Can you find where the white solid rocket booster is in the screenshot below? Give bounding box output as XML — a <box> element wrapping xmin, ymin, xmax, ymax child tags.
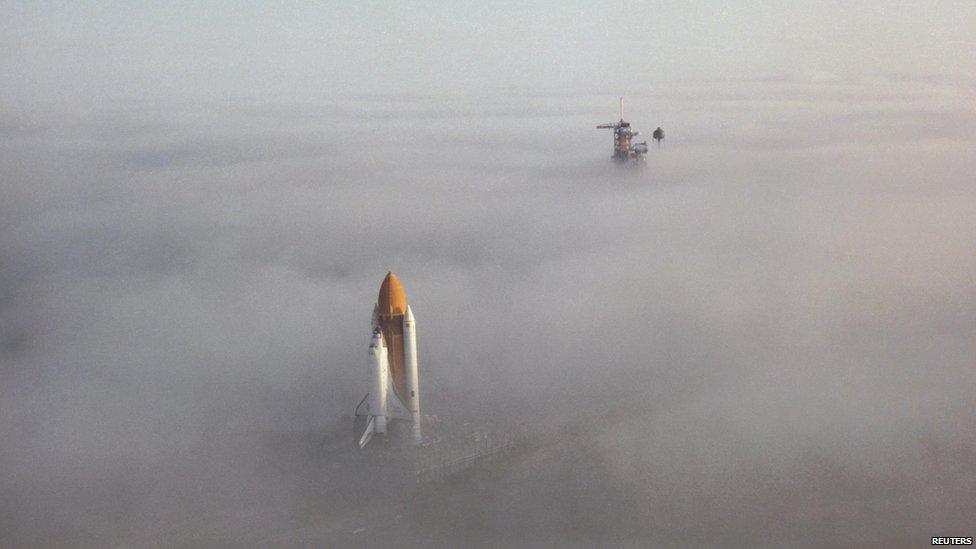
<box><xmin>403</xmin><ymin>305</ymin><xmax>421</xmax><ymax>443</ymax></box>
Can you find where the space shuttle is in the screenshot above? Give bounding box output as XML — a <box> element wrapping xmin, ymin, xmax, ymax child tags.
<box><xmin>357</xmin><ymin>272</ymin><xmax>422</xmax><ymax>447</ymax></box>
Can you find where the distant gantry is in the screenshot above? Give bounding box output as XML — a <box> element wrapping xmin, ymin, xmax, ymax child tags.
<box><xmin>596</xmin><ymin>98</ymin><xmax>663</xmax><ymax>161</ymax></box>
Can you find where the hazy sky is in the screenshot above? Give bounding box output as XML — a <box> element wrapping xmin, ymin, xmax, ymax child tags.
<box><xmin>3</xmin><ymin>2</ymin><xmax>976</xmax><ymax>105</ymax></box>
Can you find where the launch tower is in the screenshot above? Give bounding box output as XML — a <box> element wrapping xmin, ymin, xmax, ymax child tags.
<box><xmin>597</xmin><ymin>98</ymin><xmax>649</xmax><ymax>161</ymax></box>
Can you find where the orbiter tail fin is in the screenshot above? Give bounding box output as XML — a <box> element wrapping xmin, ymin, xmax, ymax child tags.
<box><xmin>358</xmin><ymin>416</ymin><xmax>375</xmax><ymax>448</ymax></box>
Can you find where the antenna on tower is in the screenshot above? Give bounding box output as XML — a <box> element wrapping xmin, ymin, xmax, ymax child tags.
<box><xmin>619</xmin><ymin>97</ymin><xmax>623</xmax><ymax>120</ymax></box>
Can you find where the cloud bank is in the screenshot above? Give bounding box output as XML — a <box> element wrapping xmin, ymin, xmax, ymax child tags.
<box><xmin>1</xmin><ymin>77</ymin><xmax>974</xmax><ymax>546</ymax></box>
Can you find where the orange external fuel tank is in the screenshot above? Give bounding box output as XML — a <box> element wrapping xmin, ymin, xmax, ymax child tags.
<box><xmin>376</xmin><ymin>272</ymin><xmax>409</xmax><ymax>406</ymax></box>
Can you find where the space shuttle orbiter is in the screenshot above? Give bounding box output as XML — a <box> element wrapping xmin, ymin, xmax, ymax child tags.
<box><xmin>357</xmin><ymin>272</ymin><xmax>422</xmax><ymax>447</ymax></box>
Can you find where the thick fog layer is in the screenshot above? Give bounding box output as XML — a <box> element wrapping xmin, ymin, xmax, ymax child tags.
<box><xmin>2</xmin><ymin>75</ymin><xmax>974</xmax><ymax>546</ymax></box>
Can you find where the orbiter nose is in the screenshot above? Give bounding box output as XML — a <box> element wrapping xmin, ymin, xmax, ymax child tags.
<box><xmin>369</xmin><ymin>327</ymin><xmax>384</xmax><ymax>348</ymax></box>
